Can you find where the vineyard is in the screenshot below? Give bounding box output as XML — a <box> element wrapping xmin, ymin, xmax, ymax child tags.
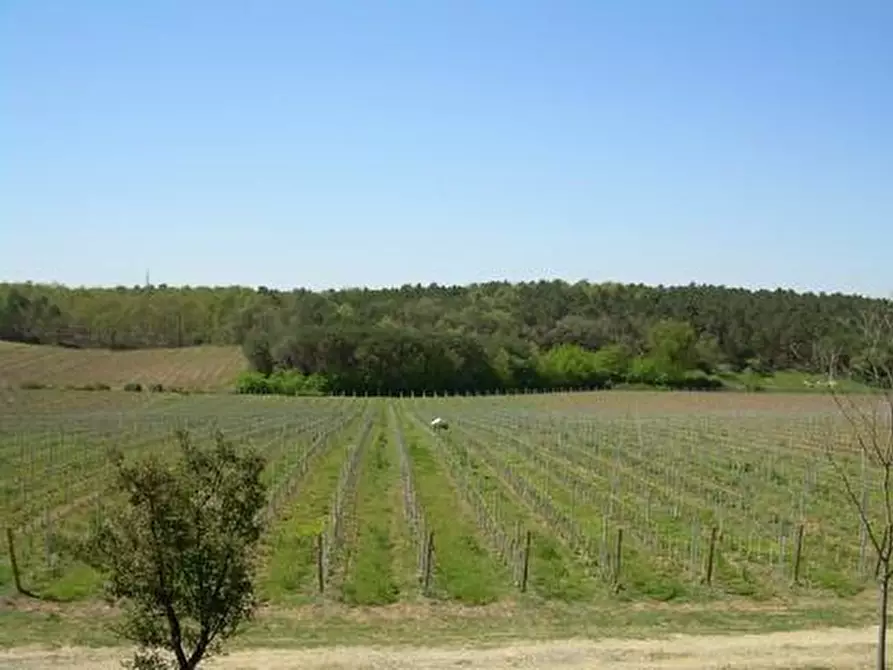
<box><xmin>0</xmin><ymin>388</ymin><xmax>883</xmax><ymax>609</ymax></box>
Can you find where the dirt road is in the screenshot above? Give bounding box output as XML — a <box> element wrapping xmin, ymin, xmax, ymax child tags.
<box><xmin>0</xmin><ymin>626</ymin><xmax>879</xmax><ymax>669</ymax></box>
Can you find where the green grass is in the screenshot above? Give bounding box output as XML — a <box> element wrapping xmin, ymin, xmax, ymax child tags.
<box><xmin>0</xmin><ymin>592</ymin><xmax>879</xmax><ymax>649</ymax></box>
<box><xmin>438</xmin><ymin>423</ymin><xmax>599</xmax><ymax>601</ymax></box>
<box><xmin>258</xmin><ymin>417</ymin><xmax>364</xmax><ymax>605</ymax></box>
<box><xmin>341</xmin><ymin>425</ymin><xmax>408</xmax><ymax>605</ymax></box>
<box><xmin>0</xmin><ymin>394</ymin><xmax>354</xmax><ymax>600</ymax></box>
<box><xmin>407</xmin><ymin>393</ymin><xmax>879</xmax><ymax>603</ymax></box>
<box><xmin>399</xmin><ymin>408</ymin><xmax>510</xmax><ymax>604</ymax></box>
<box><xmin>0</xmin><ymin>388</ymin><xmax>885</xmax><ymax>649</ymax></box>
<box><xmin>454</xmin><ymin>418</ymin><xmax>704</xmax><ymax>601</ymax></box>
<box><xmin>723</xmin><ymin>369</ymin><xmax>874</xmax><ymax>393</ymax></box>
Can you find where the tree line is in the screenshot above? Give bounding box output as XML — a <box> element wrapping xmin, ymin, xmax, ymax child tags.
<box><xmin>1</xmin><ymin>280</ymin><xmax>889</xmax><ymax>392</ymax></box>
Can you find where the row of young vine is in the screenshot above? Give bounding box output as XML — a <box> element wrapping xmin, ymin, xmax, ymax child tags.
<box><xmin>441</xmin><ymin>403</ymin><xmax>871</xmax><ymax>594</ymax></box>
<box><xmin>321</xmin><ymin>411</ymin><xmax>376</xmax><ymax>591</ymax></box>
<box><xmin>389</xmin><ymin>404</ymin><xmax>434</xmax><ymax>588</ymax></box>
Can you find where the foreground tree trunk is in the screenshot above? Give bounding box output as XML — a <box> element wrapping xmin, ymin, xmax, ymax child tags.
<box><xmin>819</xmin><ymin>311</ymin><xmax>893</xmax><ymax>670</ymax></box>
<box><xmin>881</xmin><ymin>574</ymin><xmax>890</xmax><ymax>670</ymax></box>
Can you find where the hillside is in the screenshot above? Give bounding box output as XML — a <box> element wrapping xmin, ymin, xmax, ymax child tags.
<box><xmin>0</xmin><ymin>342</ymin><xmax>245</xmax><ymax>391</ymax></box>
<box><xmin>1</xmin><ymin>280</ymin><xmax>890</xmax><ymax>394</ymax></box>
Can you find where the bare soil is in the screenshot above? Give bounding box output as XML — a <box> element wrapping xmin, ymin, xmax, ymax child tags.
<box><xmin>0</xmin><ymin>342</ymin><xmax>245</xmax><ymax>391</ymax></box>
<box><xmin>0</xmin><ymin>627</ymin><xmax>879</xmax><ymax>669</ymax></box>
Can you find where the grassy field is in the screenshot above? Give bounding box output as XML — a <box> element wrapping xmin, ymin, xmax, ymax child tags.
<box><xmin>0</xmin><ymin>342</ymin><xmax>246</xmax><ymax>391</ymax></box>
<box><xmin>0</xmin><ymin>387</ymin><xmax>883</xmax><ymax>649</ymax></box>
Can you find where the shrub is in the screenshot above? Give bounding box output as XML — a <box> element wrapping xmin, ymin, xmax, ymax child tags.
<box><xmin>627</xmin><ymin>356</ymin><xmax>669</xmax><ymax>386</ymax></box>
<box><xmin>123</xmin><ymin>382</ymin><xmax>143</xmax><ymax>392</ymax></box>
<box><xmin>235</xmin><ymin>371</ymin><xmax>272</xmax><ymax>395</ymax></box>
<box><xmin>269</xmin><ymin>369</ymin><xmax>302</xmax><ymax>395</ymax></box>
<box><xmin>591</xmin><ymin>344</ymin><xmax>632</xmax><ymax>382</ymax></box>
<box><xmin>537</xmin><ymin>344</ymin><xmax>610</xmax><ymax>390</ymax></box>
<box><xmin>148</xmin><ymin>383</ymin><xmax>165</xmax><ymax>393</ymax></box>
<box><xmin>74</xmin><ymin>382</ymin><xmax>111</xmax><ymax>391</ymax></box>
<box><xmin>235</xmin><ymin>370</ymin><xmax>330</xmax><ymax>396</ymax></box>
<box><xmin>271</xmin><ymin>369</ymin><xmax>329</xmax><ymax>396</ymax></box>
<box><xmin>19</xmin><ymin>381</ymin><xmax>49</xmax><ymax>390</ymax></box>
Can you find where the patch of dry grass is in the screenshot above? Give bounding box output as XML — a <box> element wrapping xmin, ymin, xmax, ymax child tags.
<box><xmin>0</xmin><ymin>342</ymin><xmax>246</xmax><ymax>391</ymax></box>
<box><xmin>0</xmin><ymin>593</ymin><xmax>879</xmax><ymax>659</ymax></box>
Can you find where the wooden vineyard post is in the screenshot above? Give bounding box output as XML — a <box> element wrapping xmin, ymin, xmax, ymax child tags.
<box><xmin>705</xmin><ymin>526</ymin><xmax>718</xmax><ymax>586</ymax></box>
<box><xmin>6</xmin><ymin>527</ymin><xmax>23</xmax><ymax>595</ymax></box>
<box><xmin>645</xmin><ymin>489</ymin><xmax>652</xmax><ymax>525</ymax></box>
<box><xmin>792</xmin><ymin>523</ymin><xmax>805</xmax><ymax>585</ymax></box>
<box><xmin>423</xmin><ymin>531</ymin><xmax>435</xmax><ymax>594</ymax></box>
<box><xmin>690</xmin><ymin>519</ymin><xmax>700</xmax><ymax>580</ymax></box>
<box><xmin>417</xmin><ymin>524</ymin><xmax>426</xmax><ymax>581</ymax></box>
<box><xmin>521</xmin><ymin>530</ymin><xmax>532</xmax><ymax>593</ymax></box>
<box><xmin>512</xmin><ymin>521</ymin><xmax>522</xmax><ymax>584</ymax></box>
<box><xmin>778</xmin><ymin>534</ymin><xmax>787</xmax><ymax>572</ymax></box>
<box><xmin>613</xmin><ymin>528</ymin><xmax>623</xmax><ymax>590</ymax></box>
<box><xmin>316</xmin><ymin>533</ymin><xmax>325</xmax><ymax>594</ymax></box>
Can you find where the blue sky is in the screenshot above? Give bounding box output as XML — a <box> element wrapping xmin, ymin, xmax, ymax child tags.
<box><xmin>2</xmin><ymin>1</ymin><xmax>891</xmax><ymax>296</ymax></box>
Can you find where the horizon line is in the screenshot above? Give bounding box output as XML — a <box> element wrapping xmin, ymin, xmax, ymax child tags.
<box><xmin>1</xmin><ymin>277</ymin><xmax>890</xmax><ymax>301</ymax></box>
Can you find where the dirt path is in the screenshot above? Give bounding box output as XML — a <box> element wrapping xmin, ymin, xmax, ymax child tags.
<box><xmin>0</xmin><ymin>626</ymin><xmax>879</xmax><ymax>669</ymax></box>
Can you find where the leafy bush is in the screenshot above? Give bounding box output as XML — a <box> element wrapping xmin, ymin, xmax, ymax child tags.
<box><xmin>235</xmin><ymin>371</ymin><xmax>272</xmax><ymax>395</ymax></box>
<box><xmin>148</xmin><ymin>383</ymin><xmax>165</xmax><ymax>393</ymax></box>
<box><xmin>625</xmin><ymin>357</ymin><xmax>724</xmax><ymax>391</ymax></box>
<box><xmin>123</xmin><ymin>382</ymin><xmax>143</xmax><ymax>392</ymax></box>
<box><xmin>537</xmin><ymin>344</ymin><xmax>610</xmax><ymax>390</ymax></box>
<box><xmin>235</xmin><ymin>370</ymin><xmax>330</xmax><ymax>396</ymax></box>
<box><xmin>627</xmin><ymin>356</ymin><xmax>669</xmax><ymax>386</ymax></box>
<box><xmin>591</xmin><ymin>344</ymin><xmax>632</xmax><ymax>382</ymax></box>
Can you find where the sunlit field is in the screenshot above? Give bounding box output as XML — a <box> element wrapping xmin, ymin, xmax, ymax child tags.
<box><xmin>0</xmin><ymin>342</ymin><xmax>245</xmax><ymax>391</ymax></box>
<box><xmin>1</xmin><ymin>387</ymin><xmax>879</xmax><ymax>610</ymax></box>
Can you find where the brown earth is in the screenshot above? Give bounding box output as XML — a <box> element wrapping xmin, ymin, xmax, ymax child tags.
<box><xmin>0</xmin><ymin>342</ymin><xmax>245</xmax><ymax>391</ymax></box>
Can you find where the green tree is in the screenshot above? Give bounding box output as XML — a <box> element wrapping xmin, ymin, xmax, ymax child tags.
<box><xmin>80</xmin><ymin>431</ymin><xmax>267</xmax><ymax>670</ymax></box>
<box><xmin>628</xmin><ymin>355</ymin><xmax>666</xmax><ymax>386</ymax></box>
<box><xmin>242</xmin><ymin>331</ymin><xmax>274</xmax><ymax>375</ymax></box>
<box><xmin>646</xmin><ymin>319</ymin><xmax>699</xmax><ymax>378</ymax></box>
<box><xmin>3</xmin><ymin>279</ymin><xmax>890</xmax><ymax>391</ymax></box>
<box><xmin>694</xmin><ymin>333</ymin><xmax>724</xmax><ymax>373</ymax></box>
<box><xmin>591</xmin><ymin>343</ymin><xmax>632</xmax><ymax>382</ymax></box>
<box><xmin>538</xmin><ymin>344</ymin><xmax>605</xmax><ymax>389</ymax></box>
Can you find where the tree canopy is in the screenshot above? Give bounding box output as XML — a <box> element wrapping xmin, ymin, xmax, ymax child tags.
<box><xmin>1</xmin><ymin>280</ymin><xmax>888</xmax><ymax>393</ymax></box>
<box><xmin>80</xmin><ymin>430</ymin><xmax>266</xmax><ymax>670</ymax></box>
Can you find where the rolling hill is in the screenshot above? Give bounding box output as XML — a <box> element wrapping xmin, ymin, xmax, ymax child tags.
<box><xmin>0</xmin><ymin>342</ymin><xmax>246</xmax><ymax>391</ymax></box>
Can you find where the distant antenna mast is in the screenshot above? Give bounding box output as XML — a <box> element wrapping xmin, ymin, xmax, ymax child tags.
<box><xmin>145</xmin><ymin>269</ymin><xmax>151</xmax><ymax>288</ymax></box>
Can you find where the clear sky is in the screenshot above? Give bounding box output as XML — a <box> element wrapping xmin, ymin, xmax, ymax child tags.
<box><xmin>2</xmin><ymin>1</ymin><xmax>891</xmax><ymax>296</ymax></box>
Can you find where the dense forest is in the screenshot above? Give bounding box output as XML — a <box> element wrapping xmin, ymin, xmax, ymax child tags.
<box><xmin>0</xmin><ymin>280</ymin><xmax>889</xmax><ymax>393</ymax></box>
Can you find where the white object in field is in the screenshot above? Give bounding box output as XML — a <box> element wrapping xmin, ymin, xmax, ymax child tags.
<box><xmin>430</xmin><ymin>417</ymin><xmax>448</xmax><ymax>430</ymax></box>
